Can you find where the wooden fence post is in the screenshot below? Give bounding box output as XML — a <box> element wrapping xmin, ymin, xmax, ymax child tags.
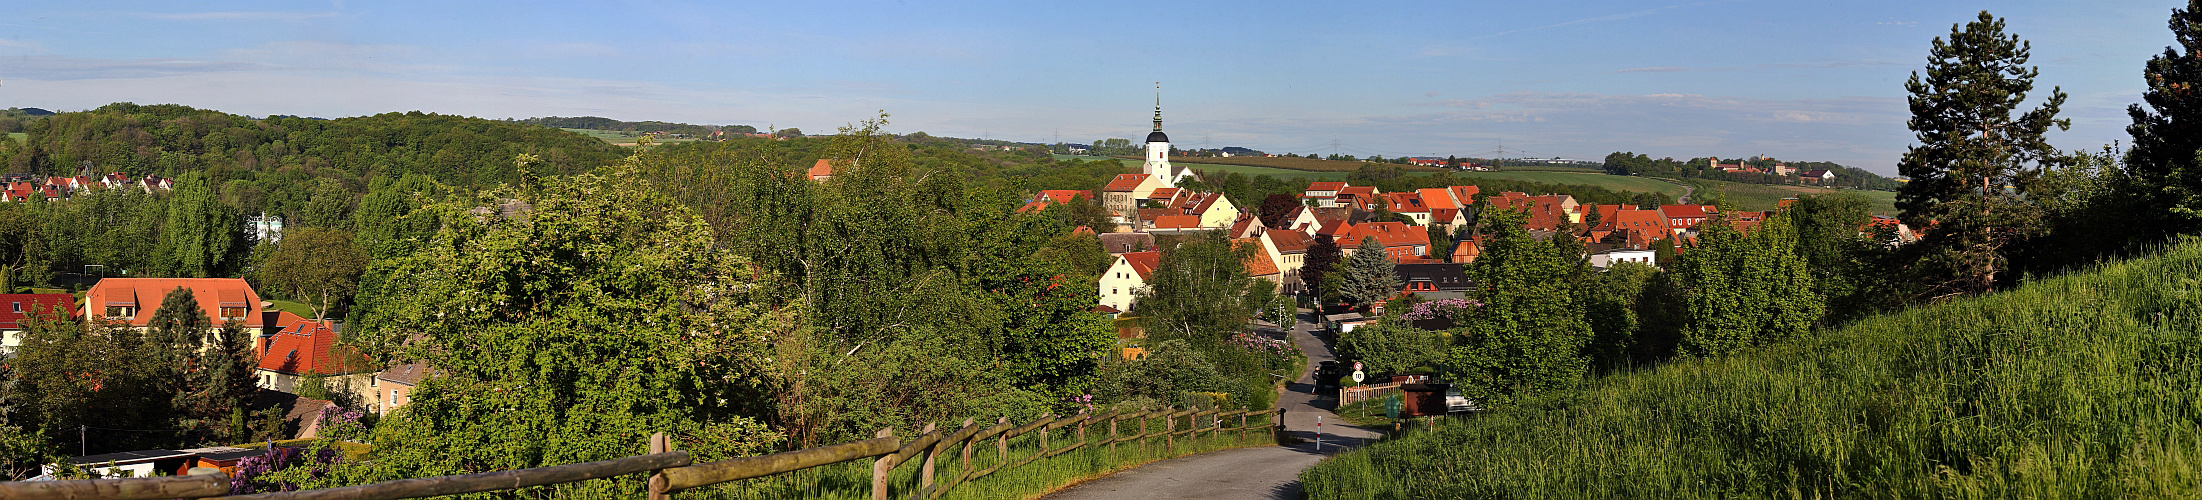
<box><xmin>922</xmin><ymin>419</ymin><xmax>966</xmax><ymax>494</ymax></box>
<box><xmin>1108</xmin><ymin>415</ymin><xmax>1118</xmax><ymax>455</ymax></box>
<box><xmin>647</xmin><ymin>432</ymin><xmax>671</xmax><ymax>500</ymax></box>
<box><xmin>871</xmin><ymin>428</ymin><xmax>895</xmax><ymax>500</ymax></box>
<box><xmin>1038</xmin><ymin>414</ymin><xmax>1052</xmax><ymax>455</ymax></box>
<box><xmin>1076</xmin><ymin>414</ymin><xmax>1088</xmax><ymax>450</ymax></box>
<box><xmin>1164</xmin><ymin>410</ymin><xmax>1175</xmax><ymax>455</ymax></box>
<box><xmin>1239</xmin><ymin>412</ymin><xmax>1249</xmax><ymax>444</ymax></box>
<box><xmin>995</xmin><ymin>417</ymin><xmax>1009</xmax><ymax>468</ymax></box>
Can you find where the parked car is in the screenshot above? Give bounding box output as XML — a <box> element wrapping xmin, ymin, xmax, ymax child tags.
<box><xmin>1445</xmin><ymin>387</ymin><xmax>1482</xmax><ymax>413</ymax></box>
<box><xmin>1314</xmin><ymin>361</ymin><xmax>1340</xmax><ymax>391</ymax></box>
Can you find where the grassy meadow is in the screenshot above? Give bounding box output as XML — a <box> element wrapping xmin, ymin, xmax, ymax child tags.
<box><xmin>7</xmin><ymin>132</ymin><xmax>25</xmax><ymax>144</ymax></box>
<box><xmin>1301</xmin><ymin>239</ymin><xmax>2202</xmax><ymax>498</ymax></box>
<box><xmin>1453</xmin><ymin>170</ymin><xmax>1691</xmax><ymax>199</ymax></box>
<box><xmin>1166</xmin><ymin>155</ymin><xmax>1447</xmax><ymax>173</ymax></box>
<box><xmin>1690</xmin><ymin>179</ymin><xmax>1901</xmax><ymax>215</ymax></box>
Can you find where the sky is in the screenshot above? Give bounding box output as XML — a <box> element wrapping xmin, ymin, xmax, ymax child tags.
<box><xmin>0</xmin><ymin>1</ymin><xmax>2184</xmax><ymax>175</ymax></box>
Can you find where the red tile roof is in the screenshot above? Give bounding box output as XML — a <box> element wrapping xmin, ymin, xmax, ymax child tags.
<box><xmin>256</xmin><ymin>313</ymin><xmax>369</xmax><ymax>376</ymax></box>
<box><xmin>1233</xmin><ymin>238</ymin><xmax>1280</xmax><ymax>277</ymax></box>
<box><xmin>1122</xmin><ymin>251</ymin><xmax>1162</xmax><ymax>281</ymax></box>
<box><xmin>1416</xmin><ymin>188</ymin><xmax>1460</xmax><ymax>210</ymax></box>
<box><xmin>1265</xmin><ymin>229</ymin><xmax>1313</xmax><ymax>253</ymax></box>
<box><xmin>1343</xmin><ymin>222</ymin><xmax>1430</xmax><ymax>249</ymax></box>
<box><xmin>1103</xmin><ymin>174</ymin><xmax>1153</xmax><ymax>192</ymax></box>
<box><xmin>1658</xmin><ymin>204</ymin><xmax>1716</xmax><ymax>219</ymax></box>
<box><xmin>1035</xmin><ymin>190</ymin><xmax>1094</xmax><ymax>204</ymax></box>
<box><xmin>1381</xmin><ymin>192</ymin><xmax>1430</xmax><ymax>213</ymax></box>
<box><xmin>84</xmin><ymin>278</ymin><xmax>263</xmax><ymax>328</ymax></box>
<box><xmin>807</xmin><ymin>159</ymin><xmax>834</xmax><ymax>180</ymax></box>
<box><xmin>1151</xmin><ymin>215</ymin><xmax>1204</xmax><ymax>229</ymax></box>
<box><xmin>1448</xmin><ymin>186</ymin><xmax>1481</xmax><ymax>205</ymax></box>
<box><xmin>1</xmin><ymin>294</ymin><xmax>74</xmax><ymax>330</ymax></box>
<box><xmin>1306</xmin><ymin>182</ymin><xmax>1348</xmax><ymax>192</ymax></box>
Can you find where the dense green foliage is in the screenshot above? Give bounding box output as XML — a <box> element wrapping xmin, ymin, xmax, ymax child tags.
<box><xmin>1670</xmin><ymin>217</ymin><xmax>1821</xmax><ymax>356</ymax></box>
<box><xmin>1303</xmin><ymin>239</ymin><xmax>2202</xmax><ymax>498</ymax></box>
<box><xmin>1601</xmin><ymin>151</ymin><xmax>1903</xmax><ymax>191</ymax></box>
<box><xmin>2126</xmin><ymin>0</ymin><xmax>2202</xmax><ymax>236</ymax></box>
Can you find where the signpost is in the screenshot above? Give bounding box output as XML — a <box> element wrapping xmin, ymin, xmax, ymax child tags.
<box><xmin>1350</xmin><ymin>361</ymin><xmax>1365</xmax><ymax>384</ymax></box>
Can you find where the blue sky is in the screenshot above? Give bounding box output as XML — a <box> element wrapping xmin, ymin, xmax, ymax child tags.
<box><xmin>0</xmin><ymin>1</ymin><xmax>2182</xmax><ymax>175</ymax></box>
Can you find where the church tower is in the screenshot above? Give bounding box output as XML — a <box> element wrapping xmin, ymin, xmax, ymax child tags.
<box><xmin>1143</xmin><ymin>85</ymin><xmax>1191</xmax><ymax>187</ymax></box>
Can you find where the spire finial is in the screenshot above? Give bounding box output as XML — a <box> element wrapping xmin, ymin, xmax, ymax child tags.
<box><xmin>1153</xmin><ymin>82</ymin><xmax>1163</xmax><ymax>132</ymax></box>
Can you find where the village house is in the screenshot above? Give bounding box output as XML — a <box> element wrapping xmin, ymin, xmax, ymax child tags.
<box><xmin>1801</xmin><ymin>169</ymin><xmax>1837</xmax><ymax>184</ymax></box>
<box><xmin>0</xmin><ymin>294</ymin><xmax>74</xmax><ymax>353</ymax></box>
<box><xmin>376</xmin><ymin>362</ymin><xmax>435</xmax><ymax>416</ymax></box>
<box><xmin>1017</xmin><ymin>189</ymin><xmax>1094</xmax><ymax>213</ymax></box>
<box><xmin>1101</xmin><ymin>174</ymin><xmax>1165</xmax><ymax>226</ymax></box>
<box><xmin>1589</xmin><ymin>249</ymin><xmax>1658</xmax><ymax>269</ymax></box>
<box><xmin>1264</xmin><ymin>229</ymin><xmax>1312</xmax><ymax>294</ymax></box>
<box><xmin>1301</xmin><ymin>182</ymin><xmax>1347</xmax><ymax>207</ymax></box>
<box><xmin>1097</xmin><ymin>232</ymin><xmax>1155</xmax><ymax>254</ymax></box>
<box><xmin>1096</xmin><ymin>251</ymin><xmax>1161</xmax><ymax>314</ymax></box>
<box><xmin>1380</xmin><ymin>191</ymin><xmax>1433</xmax><ymax>225</ymax></box>
<box><xmin>1339</xmin><ymin>222</ymin><xmax>1433</xmax><ymax>262</ymax></box>
<box><xmin>255</xmin><ymin>312</ymin><xmax>377</xmax><ymax>403</ymax></box>
<box><xmin>808</xmin><ymin>159</ymin><xmax>836</xmax><ymax>182</ymax></box>
<box><xmin>1395</xmin><ymin>262</ymin><xmax>1472</xmax><ymax>299</ymax></box>
<box><xmin>1165</xmin><ymin>191</ymin><xmax>1238</xmax><ymax>228</ymax></box>
<box><xmin>84</xmin><ymin>278</ymin><xmax>266</xmax><ymax>334</ymax></box>
<box><xmin>1234</xmin><ymin>238</ymin><xmax>1283</xmax><ymax>288</ymax></box>
<box><xmin>1659</xmin><ymin>204</ymin><xmax>1719</xmax><ymax>234</ymax></box>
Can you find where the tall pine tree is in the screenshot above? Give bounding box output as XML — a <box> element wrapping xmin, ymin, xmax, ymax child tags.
<box><xmin>2127</xmin><ymin>0</ymin><xmax>2202</xmax><ymax>235</ymax></box>
<box><xmin>1895</xmin><ymin>11</ymin><xmax>2068</xmax><ymax>296</ymax></box>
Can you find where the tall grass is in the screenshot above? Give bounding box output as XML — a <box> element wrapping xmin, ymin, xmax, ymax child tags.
<box><xmin>1302</xmin><ymin>240</ymin><xmax>2202</xmax><ymax>498</ymax></box>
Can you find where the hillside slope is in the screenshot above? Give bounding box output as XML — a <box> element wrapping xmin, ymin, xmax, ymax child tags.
<box><xmin>1302</xmin><ymin>240</ymin><xmax>2202</xmax><ymax>498</ymax></box>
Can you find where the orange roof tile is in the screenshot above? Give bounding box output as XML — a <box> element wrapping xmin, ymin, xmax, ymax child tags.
<box><xmin>1122</xmin><ymin>251</ymin><xmax>1162</xmax><ymax>281</ymax></box>
<box><xmin>1233</xmin><ymin>238</ymin><xmax>1280</xmax><ymax>277</ymax></box>
<box><xmin>1103</xmin><ymin>174</ymin><xmax>1153</xmax><ymax>192</ymax></box>
<box><xmin>84</xmin><ymin>278</ymin><xmax>263</xmax><ymax>328</ymax></box>
<box><xmin>1151</xmin><ymin>215</ymin><xmax>1204</xmax><ymax>229</ymax></box>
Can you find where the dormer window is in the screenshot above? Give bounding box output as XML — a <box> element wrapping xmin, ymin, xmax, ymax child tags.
<box><xmin>9</xmin><ymin>302</ymin><xmax>18</xmax><ymax>314</ymax></box>
<box><xmin>220</xmin><ymin>306</ymin><xmax>248</xmax><ymax>319</ymax></box>
<box><xmin>105</xmin><ymin>306</ymin><xmax>137</xmax><ymax>319</ymax></box>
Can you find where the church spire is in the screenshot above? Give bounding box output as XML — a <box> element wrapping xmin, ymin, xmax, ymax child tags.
<box><xmin>1153</xmin><ymin>82</ymin><xmax>1162</xmax><ymax>132</ymax></box>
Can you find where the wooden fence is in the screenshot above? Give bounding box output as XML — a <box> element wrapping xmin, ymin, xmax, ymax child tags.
<box><xmin>1</xmin><ymin>408</ymin><xmax>1284</xmax><ymax>500</ymax></box>
<box><xmin>1340</xmin><ymin>382</ymin><xmax>1403</xmax><ymax>406</ymax></box>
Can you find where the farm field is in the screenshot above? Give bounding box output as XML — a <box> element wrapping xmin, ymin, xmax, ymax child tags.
<box><xmin>1452</xmin><ymin>171</ymin><xmax>1690</xmax><ymax>199</ymax></box>
<box><xmin>7</xmin><ymin>132</ymin><xmax>24</xmax><ymax>144</ymax></box>
<box><xmin>1301</xmin><ymin>240</ymin><xmax>2202</xmax><ymax>498</ymax></box>
<box><xmin>1166</xmin><ymin>155</ymin><xmax>1447</xmax><ymax>173</ymax></box>
<box><xmin>1688</xmin><ymin>179</ymin><xmax>1900</xmax><ymax>215</ymax></box>
<box><xmin>1177</xmin><ymin>162</ymin><xmax>1351</xmax><ymax>181</ymax></box>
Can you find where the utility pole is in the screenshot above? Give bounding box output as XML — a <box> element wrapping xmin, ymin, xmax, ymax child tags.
<box><xmin>80</xmin><ymin>424</ymin><xmax>86</xmax><ymax>457</ymax></box>
<box><xmin>1332</xmin><ymin>139</ymin><xmax>1340</xmax><ymax>159</ymax></box>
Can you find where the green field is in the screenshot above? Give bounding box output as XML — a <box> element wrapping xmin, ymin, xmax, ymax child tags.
<box><xmin>1177</xmin><ymin>162</ymin><xmax>1351</xmax><ymax>181</ymax></box>
<box><xmin>1688</xmin><ymin>179</ymin><xmax>1900</xmax><ymax>215</ymax></box>
<box><xmin>1453</xmin><ymin>171</ymin><xmax>1691</xmax><ymax>199</ymax></box>
<box><xmin>7</xmin><ymin>132</ymin><xmax>24</xmax><ymax>144</ymax></box>
<box><xmin>1301</xmin><ymin>241</ymin><xmax>2202</xmax><ymax>498</ymax></box>
<box><xmin>560</xmin><ymin>127</ymin><xmax>700</xmax><ymax>148</ymax></box>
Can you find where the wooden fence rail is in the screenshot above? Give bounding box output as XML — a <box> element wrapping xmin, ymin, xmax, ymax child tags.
<box><xmin>0</xmin><ymin>407</ymin><xmax>1284</xmax><ymax>500</ymax></box>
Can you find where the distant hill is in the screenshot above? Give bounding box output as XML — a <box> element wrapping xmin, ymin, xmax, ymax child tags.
<box><xmin>510</xmin><ymin>116</ymin><xmax>753</xmax><ymax>138</ymax></box>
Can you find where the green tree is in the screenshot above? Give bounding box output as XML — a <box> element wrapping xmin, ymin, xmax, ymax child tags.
<box><xmin>1135</xmin><ymin>233</ymin><xmax>1256</xmax><ymax>342</ymax></box>
<box><xmin>353</xmin><ymin>173</ymin><xmax>445</xmax><ymax>261</ymax></box>
<box><xmin>1257</xmin><ymin>193</ymin><xmax>1301</xmax><ymax>229</ymax></box>
<box><xmin>260</xmin><ymin>228</ymin><xmax>367</xmax><ymax>321</ymax></box>
<box><xmin>1672</xmin><ymin>216</ymin><xmax>1822</xmax><ymax>357</ymax></box>
<box><xmin>349</xmin><ymin>166</ymin><xmax>784</xmax><ymax>482</ymax></box>
<box><xmin>158</xmin><ymin>172</ymin><xmax>238</xmax><ymax>277</ymax></box>
<box><xmin>1339</xmin><ymin>236</ymin><xmax>1400</xmax><ymax>306</ymax></box>
<box><xmin>1302</xmin><ymin>235</ymin><xmax>1343</xmax><ymax>303</ymax></box>
<box><xmin>2126</xmin><ymin>0</ymin><xmax>2202</xmax><ymax>235</ymax></box>
<box><xmin>1445</xmin><ymin>208</ymin><xmax>1590</xmax><ymax>402</ymax></box>
<box><xmin>1895</xmin><ymin>11</ymin><xmax>2068</xmax><ymax>295</ymax></box>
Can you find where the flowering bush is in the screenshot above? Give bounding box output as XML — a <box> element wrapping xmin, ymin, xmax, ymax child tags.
<box><xmin>1230</xmin><ymin>332</ymin><xmax>1295</xmax><ymax>358</ymax></box>
<box><xmin>317</xmin><ymin>406</ymin><xmax>369</xmax><ymax>442</ymax></box>
<box><xmin>1401</xmin><ymin>298</ymin><xmax>1482</xmax><ymax>321</ymax></box>
<box><xmin>230</xmin><ymin>445</ymin><xmax>340</xmax><ymax>494</ymax></box>
<box><xmin>1065</xmin><ymin>393</ymin><xmax>1097</xmax><ymax>413</ymax></box>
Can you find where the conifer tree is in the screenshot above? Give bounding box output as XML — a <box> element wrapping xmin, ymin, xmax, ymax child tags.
<box><xmin>2127</xmin><ymin>0</ymin><xmax>2202</xmax><ymax>234</ymax></box>
<box><xmin>1339</xmin><ymin>236</ymin><xmax>1400</xmax><ymax>306</ymax></box>
<box><xmin>1895</xmin><ymin>11</ymin><xmax>2068</xmax><ymax>295</ymax></box>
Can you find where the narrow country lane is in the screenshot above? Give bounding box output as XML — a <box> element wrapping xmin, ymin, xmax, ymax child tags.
<box><xmin>1042</xmin><ymin>309</ymin><xmax>1381</xmax><ymax>500</ymax></box>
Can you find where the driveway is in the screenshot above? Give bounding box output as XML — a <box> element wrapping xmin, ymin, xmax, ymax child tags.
<box><xmin>1043</xmin><ymin>308</ymin><xmax>1379</xmax><ymax>499</ymax></box>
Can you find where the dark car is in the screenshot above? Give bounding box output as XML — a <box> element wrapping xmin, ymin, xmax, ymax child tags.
<box><xmin>1314</xmin><ymin>361</ymin><xmax>1341</xmax><ymax>392</ymax></box>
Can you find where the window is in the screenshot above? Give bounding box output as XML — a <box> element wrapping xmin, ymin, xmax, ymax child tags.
<box><xmin>105</xmin><ymin>306</ymin><xmax>136</xmax><ymax>319</ymax></box>
<box><xmin>392</xmin><ymin>390</ymin><xmax>402</xmax><ymax>404</ymax></box>
<box><xmin>220</xmin><ymin>306</ymin><xmax>248</xmax><ymax>319</ymax></box>
<box><xmin>9</xmin><ymin>302</ymin><xmax>18</xmax><ymax>313</ymax></box>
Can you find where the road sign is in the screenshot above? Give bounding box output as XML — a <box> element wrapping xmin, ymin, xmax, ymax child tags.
<box><xmin>1352</xmin><ymin>361</ymin><xmax>1363</xmax><ymax>372</ymax></box>
<box><xmin>1351</xmin><ymin>370</ymin><xmax>1365</xmax><ymax>383</ymax></box>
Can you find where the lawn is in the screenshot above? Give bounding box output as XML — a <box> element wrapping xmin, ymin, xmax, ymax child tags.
<box><xmin>1301</xmin><ymin>240</ymin><xmax>2202</xmax><ymax>498</ymax></box>
<box><xmin>266</xmin><ymin>299</ymin><xmax>318</xmax><ymax>319</ymax></box>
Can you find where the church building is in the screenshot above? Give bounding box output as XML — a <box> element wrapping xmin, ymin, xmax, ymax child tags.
<box><xmin>1143</xmin><ymin>91</ymin><xmax>1197</xmax><ymax>187</ymax></box>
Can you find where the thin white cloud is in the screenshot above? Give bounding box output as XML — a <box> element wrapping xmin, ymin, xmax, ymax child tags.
<box><xmin>131</xmin><ymin>11</ymin><xmax>338</xmax><ymax>22</ymax></box>
<box><xmin>1615</xmin><ymin>66</ymin><xmax>1730</xmax><ymax>73</ymax></box>
<box><xmin>0</xmin><ymin>38</ymin><xmax>43</xmax><ymax>51</ymax></box>
<box><xmin>1468</xmin><ymin>1</ymin><xmax>1717</xmax><ymax>41</ymax></box>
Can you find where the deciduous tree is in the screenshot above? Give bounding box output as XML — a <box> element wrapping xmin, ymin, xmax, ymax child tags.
<box><xmin>260</xmin><ymin>228</ymin><xmax>367</xmax><ymax>321</ymax></box>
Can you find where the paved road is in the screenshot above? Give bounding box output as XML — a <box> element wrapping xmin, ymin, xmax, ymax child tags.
<box><xmin>1045</xmin><ymin>309</ymin><xmax>1378</xmax><ymax>500</ymax></box>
